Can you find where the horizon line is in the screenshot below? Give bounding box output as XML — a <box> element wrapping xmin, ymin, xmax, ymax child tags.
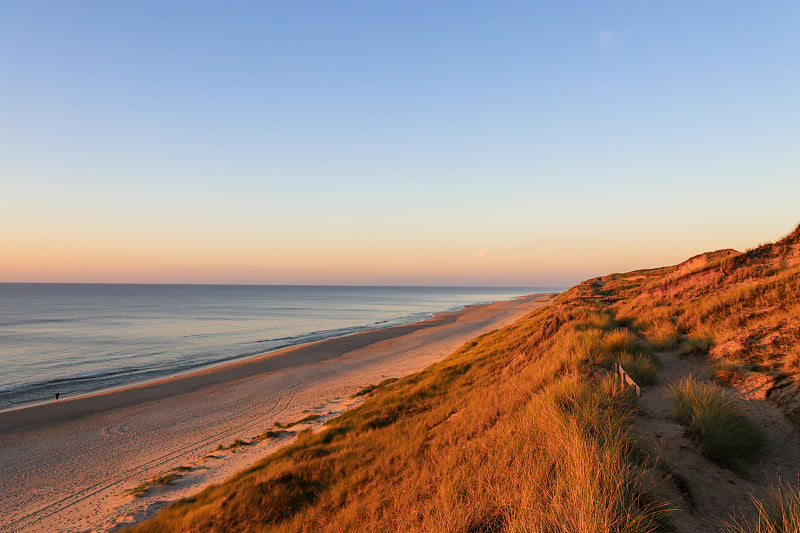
<box><xmin>0</xmin><ymin>281</ymin><xmax>567</xmax><ymax>289</ymax></box>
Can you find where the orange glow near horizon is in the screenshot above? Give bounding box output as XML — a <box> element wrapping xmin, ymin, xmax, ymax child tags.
<box><xmin>4</xmin><ymin>202</ymin><xmax>797</xmax><ymax>286</ymax></box>
<box><xmin>1</xmin><ymin>225</ymin><xmax>744</xmax><ymax>287</ymax></box>
<box><xmin>3</xmin><ymin>2</ymin><xmax>799</xmax><ymax>288</ymax></box>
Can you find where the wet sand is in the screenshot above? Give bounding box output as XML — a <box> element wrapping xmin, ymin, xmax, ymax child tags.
<box><xmin>0</xmin><ymin>294</ymin><xmax>551</xmax><ymax>532</ymax></box>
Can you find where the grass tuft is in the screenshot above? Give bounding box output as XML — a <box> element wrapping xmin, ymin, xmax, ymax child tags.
<box><xmin>644</xmin><ymin>320</ymin><xmax>681</xmax><ymax>351</ymax></box>
<box><xmin>604</xmin><ymin>328</ymin><xmax>638</xmax><ymax>354</ymax></box>
<box><xmin>724</xmin><ymin>482</ymin><xmax>800</xmax><ymax>532</ymax></box>
<box><xmin>259</xmin><ymin>429</ymin><xmax>284</xmax><ymax>440</ymax></box>
<box><xmin>129</xmin><ymin>466</ymin><xmax>193</xmax><ymax>496</ymax></box>
<box><xmin>618</xmin><ymin>351</ymin><xmax>660</xmax><ymax>386</ymax></box>
<box><xmin>669</xmin><ymin>377</ymin><xmax>765</xmax><ymax>467</ymax></box>
<box><xmin>679</xmin><ymin>335</ymin><xmax>714</xmax><ymax>356</ymax></box>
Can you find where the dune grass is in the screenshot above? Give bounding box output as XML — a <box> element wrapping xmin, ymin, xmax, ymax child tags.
<box><xmin>590</xmin><ymin>326</ymin><xmax>660</xmax><ymax>386</ymax></box>
<box><xmin>350</xmin><ymin>377</ymin><xmax>399</xmax><ymax>398</ymax></box>
<box><xmin>259</xmin><ymin>429</ymin><xmax>284</xmax><ymax>440</ymax></box>
<box><xmin>609</xmin><ymin>226</ymin><xmax>800</xmax><ymax>428</ymax></box>
<box><xmin>129</xmin><ymin>466</ymin><xmax>193</xmax><ymax>496</ymax></box>
<box><xmin>669</xmin><ymin>377</ymin><xmax>765</xmax><ymax>467</ymax></box>
<box><xmin>643</xmin><ymin>319</ymin><xmax>681</xmax><ymax>352</ymax></box>
<box><xmin>678</xmin><ymin>334</ymin><xmax>714</xmax><ymax>357</ymax></box>
<box><xmin>132</xmin><ymin>294</ymin><xmax>667</xmax><ymax>532</ymax></box>
<box><xmin>618</xmin><ymin>351</ymin><xmax>660</xmax><ymax>386</ymax></box>
<box><xmin>603</xmin><ymin>328</ymin><xmax>636</xmax><ymax>352</ymax></box>
<box><xmin>724</xmin><ymin>482</ymin><xmax>800</xmax><ymax>533</ymax></box>
<box><xmin>132</xmin><ymin>225</ymin><xmax>800</xmax><ymax>531</ymax></box>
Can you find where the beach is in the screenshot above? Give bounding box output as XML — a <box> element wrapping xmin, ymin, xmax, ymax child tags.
<box><xmin>0</xmin><ymin>293</ymin><xmax>550</xmax><ymax>532</ymax></box>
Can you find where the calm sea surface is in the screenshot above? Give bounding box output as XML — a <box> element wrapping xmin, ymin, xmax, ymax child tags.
<box><xmin>0</xmin><ymin>284</ymin><xmax>554</xmax><ymax>409</ymax></box>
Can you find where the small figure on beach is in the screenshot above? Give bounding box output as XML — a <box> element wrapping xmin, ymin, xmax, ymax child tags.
<box><xmin>55</xmin><ymin>392</ymin><xmax>60</xmax><ymax>401</ymax></box>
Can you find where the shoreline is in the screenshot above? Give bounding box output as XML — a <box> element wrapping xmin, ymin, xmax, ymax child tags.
<box><xmin>0</xmin><ymin>293</ymin><xmax>552</xmax><ymax>532</ymax></box>
<box><xmin>0</xmin><ymin>297</ymin><xmax>531</xmax><ymax>433</ymax></box>
<box><xmin>0</xmin><ymin>296</ymin><xmax>525</xmax><ymax>416</ymax></box>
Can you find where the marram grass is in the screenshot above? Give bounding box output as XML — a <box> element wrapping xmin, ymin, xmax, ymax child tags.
<box><xmin>133</xmin><ymin>296</ymin><xmax>666</xmax><ymax>532</ymax></box>
<box><xmin>133</xmin><ymin>224</ymin><xmax>800</xmax><ymax>531</ymax></box>
<box><xmin>669</xmin><ymin>377</ymin><xmax>765</xmax><ymax>467</ymax></box>
<box><xmin>724</xmin><ymin>482</ymin><xmax>800</xmax><ymax>533</ymax></box>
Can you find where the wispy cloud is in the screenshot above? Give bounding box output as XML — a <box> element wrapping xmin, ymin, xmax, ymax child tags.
<box><xmin>529</xmin><ymin>235</ymin><xmax>599</xmax><ymax>249</ymax></box>
<box><xmin>599</xmin><ymin>30</ymin><xmax>613</xmax><ymax>48</ymax></box>
<box><xmin>473</xmin><ymin>236</ymin><xmax>599</xmax><ymax>266</ymax></box>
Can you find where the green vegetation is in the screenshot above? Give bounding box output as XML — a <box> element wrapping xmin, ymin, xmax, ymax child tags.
<box><xmin>670</xmin><ymin>377</ymin><xmax>765</xmax><ymax>466</ymax></box>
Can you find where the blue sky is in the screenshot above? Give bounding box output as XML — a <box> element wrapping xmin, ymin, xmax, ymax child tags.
<box><xmin>2</xmin><ymin>1</ymin><xmax>799</xmax><ymax>285</ymax></box>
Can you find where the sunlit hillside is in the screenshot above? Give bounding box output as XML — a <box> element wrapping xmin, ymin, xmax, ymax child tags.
<box><xmin>134</xmin><ymin>225</ymin><xmax>800</xmax><ymax>533</ymax></box>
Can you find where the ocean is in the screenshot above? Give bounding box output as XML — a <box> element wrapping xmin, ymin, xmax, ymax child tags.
<box><xmin>0</xmin><ymin>284</ymin><xmax>553</xmax><ymax>409</ymax></box>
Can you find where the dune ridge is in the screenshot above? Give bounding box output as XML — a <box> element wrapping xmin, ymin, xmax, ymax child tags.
<box><xmin>132</xmin><ymin>224</ymin><xmax>800</xmax><ymax>532</ymax></box>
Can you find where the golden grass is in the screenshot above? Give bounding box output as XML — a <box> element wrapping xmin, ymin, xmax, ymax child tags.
<box><xmin>618</xmin><ymin>351</ymin><xmax>660</xmax><ymax>386</ymax></box>
<box><xmin>604</xmin><ymin>328</ymin><xmax>639</xmax><ymax>355</ymax></box>
<box><xmin>610</xmin><ymin>226</ymin><xmax>800</xmax><ymax>427</ymax></box>
<box><xmin>129</xmin><ymin>466</ymin><xmax>193</xmax><ymax>497</ymax></box>
<box><xmin>133</xmin><ymin>293</ymin><xmax>666</xmax><ymax>532</ymax></box>
<box><xmin>642</xmin><ymin>319</ymin><xmax>681</xmax><ymax>352</ymax></box>
<box><xmin>724</xmin><ymin>483</ymin><xmax>800</xmax><ymax>533</ymax></box>
<box><xmin>133</xmin><ymin>224</ymin><xmax>800</xmax><ymax>531</ymax></box>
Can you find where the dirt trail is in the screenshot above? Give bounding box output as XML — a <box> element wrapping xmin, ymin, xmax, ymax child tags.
<box><xmin>633</xmin><ymin>348</ymin><xmax>800</xmax><ymax>532</ymax></box>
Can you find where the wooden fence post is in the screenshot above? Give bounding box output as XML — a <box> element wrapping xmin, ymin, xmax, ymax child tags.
<box><xmin>616</xmin><ymin>363</ymin><xmax>641</xmax><ymax>397</ymax></box>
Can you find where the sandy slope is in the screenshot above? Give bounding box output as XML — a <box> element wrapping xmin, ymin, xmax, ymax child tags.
<box><xmin>634</xmin><ymin>348</ymin><xmax>800</xmax><ymax>532</ymax></box>
<box><xmin>0</xmin><ymin>294</ymin><xmax>550</xmax><ymax>532</ymax></box>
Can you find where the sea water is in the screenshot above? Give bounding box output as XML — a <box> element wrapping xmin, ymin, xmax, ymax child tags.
<box><xmin>0</xmin><ymin>284</ymin><xmax>554</xmax><ymax>409</ymax></box>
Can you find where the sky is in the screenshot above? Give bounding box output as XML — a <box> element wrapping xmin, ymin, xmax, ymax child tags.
<box><xmin>1</xmin><ymin>1</ymin><xmax>798</xmax><ymax>286</ymax></box>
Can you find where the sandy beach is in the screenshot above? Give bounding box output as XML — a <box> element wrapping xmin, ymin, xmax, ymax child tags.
<box><xmin>0</xmin><ymin>293</ymin><xmax>550</xmax><ymax>532</ymax></box>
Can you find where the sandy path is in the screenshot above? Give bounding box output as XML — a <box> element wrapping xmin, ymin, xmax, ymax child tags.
<box><xmin>634</xmin><ymin>349</ymin><xmax>800</xmax><ymax>532</ymax></box>
<box><xmin>0</xmin><ymin>294</ymin><xmax>550</xmax><ymax>532</ymax></box>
